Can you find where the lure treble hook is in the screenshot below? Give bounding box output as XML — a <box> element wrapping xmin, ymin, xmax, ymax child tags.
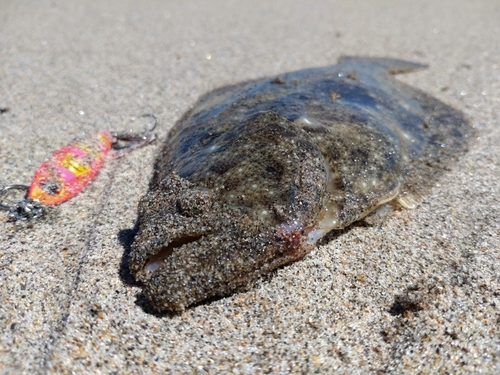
<box><xmin>0</xmin><ymin>185</ymin><xmax>47</xmax><ymax>221</ymax></box>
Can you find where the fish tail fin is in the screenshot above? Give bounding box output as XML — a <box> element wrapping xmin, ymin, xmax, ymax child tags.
<box><xmin>338</xmin><ymin>56</ymin><xmax>428</xmax><ymax>74</ymax></box>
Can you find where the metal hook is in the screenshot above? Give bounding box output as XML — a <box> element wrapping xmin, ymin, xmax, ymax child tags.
<box><xmin>140</xmin><ymin>113</ymin><xmax>158</xmax><ymax>133</ymax></box>
<box><xmin>111</xmin><ymin>113</ymin><xmax>158</xmax><ymax>139</ymax></box>
<box><xmin>109</xmin><ymin>113</ymin><xmax>158</xmax><ymax>158</ymax></box>
<box><xmin>0</xmin><ymin>185</ymin><xmax>47</xmax><ymax>221</ymax></box>
<box><xmin>8</xmin><ymin>199</ymin><xmax>47</xmax><ymax>222</ymax></box>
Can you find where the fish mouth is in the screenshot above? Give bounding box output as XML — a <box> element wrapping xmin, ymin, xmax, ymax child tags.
<box><xmin>130</xmin><ymin>218</ymin><xmax>313</xmax><ymax>311</ymax></box>
<box><xmin>143</xmin><ymin>233</ymin><xmax>209</xmax><ymax>274</ymax></box>
<box><xmin>128</xmin><ymin>173</ymin><xmax>318</xmax><ymax>311</ymax></box>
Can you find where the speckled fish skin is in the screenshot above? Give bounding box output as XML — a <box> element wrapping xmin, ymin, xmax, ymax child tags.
<box><xmin>129</xmin><ymin>57</ymin><xmax>473</xmax><ymax>312</ymax></box>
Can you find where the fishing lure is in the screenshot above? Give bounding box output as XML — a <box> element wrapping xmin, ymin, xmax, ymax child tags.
<box><xmin>0</xmin><ymin>115</ymin><xmax>157</xmax><ymax>221</ymax></box>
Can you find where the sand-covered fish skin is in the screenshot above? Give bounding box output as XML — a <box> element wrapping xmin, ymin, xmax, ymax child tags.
<box><xmin>129</xmin><ymin>57</ymin><xmax>473</xmax><ymax>312</ymax></box>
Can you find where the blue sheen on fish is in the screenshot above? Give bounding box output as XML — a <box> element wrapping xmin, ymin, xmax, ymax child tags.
<box><xmin>129</xmin><ymin>57</ymin><xmax>473</xmax><ymax>311</ymax></box>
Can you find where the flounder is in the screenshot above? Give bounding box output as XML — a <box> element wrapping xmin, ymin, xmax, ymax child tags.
<box><xmin>129</xmin><ymin>57</ymin><xmax>473</xmax><ymax>311</ymax></box>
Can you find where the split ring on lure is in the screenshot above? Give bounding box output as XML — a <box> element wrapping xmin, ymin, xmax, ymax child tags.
<box><xmin>0</xmin><ymin>114</ymin><xmax>157</xmax><ymax>222</ymax></box>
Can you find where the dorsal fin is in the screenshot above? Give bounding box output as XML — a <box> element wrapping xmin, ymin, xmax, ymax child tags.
<box><xmin>338</xmin><ymin>56</ymin><xmax>428</xmax><ymax>74</ymax></box>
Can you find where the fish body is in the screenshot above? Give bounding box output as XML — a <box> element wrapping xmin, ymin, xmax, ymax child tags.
<box><xmin>130</xmin><ymin>57</ymin><xmax>472</xmax><ymax>311</ymax></box>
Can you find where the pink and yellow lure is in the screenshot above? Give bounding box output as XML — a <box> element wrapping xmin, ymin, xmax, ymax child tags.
<box><xmin>1</xmin><ymin>115</ymin><xmax>156</xmax><ymax>221</ymax></box>
<box><xmin>28</xmin><ymin>131</ymin><xmax>114</xmax><ymax>206</ymax></box>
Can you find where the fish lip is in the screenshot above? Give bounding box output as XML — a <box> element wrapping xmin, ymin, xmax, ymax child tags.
<box><xmin>130</xmin><ymin>216</ymin><xmax>314</xmax><ymax>312</ymax></box>
<box><xmin>143</xmin><ymin>233</ymin><xmax>211</xmax><ymax>275</ymax></box>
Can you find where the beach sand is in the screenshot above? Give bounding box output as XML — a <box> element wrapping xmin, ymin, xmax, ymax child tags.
<box><xmin>1</xmin><ymin>0</ymin><xmax>499</xmax><ymax>373</ymax></box>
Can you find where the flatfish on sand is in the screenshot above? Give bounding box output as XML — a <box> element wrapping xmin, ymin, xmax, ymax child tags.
<box><xmin>129</xmin><ymin>57</ymin><xmax>473</xmax><ymax>311</ymax></box>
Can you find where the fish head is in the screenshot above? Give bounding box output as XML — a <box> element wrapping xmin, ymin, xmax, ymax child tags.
<box><xmin>129</xmin><ymin>112</ymin><xmax>329</xmax><ymax>311</ymax></box>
